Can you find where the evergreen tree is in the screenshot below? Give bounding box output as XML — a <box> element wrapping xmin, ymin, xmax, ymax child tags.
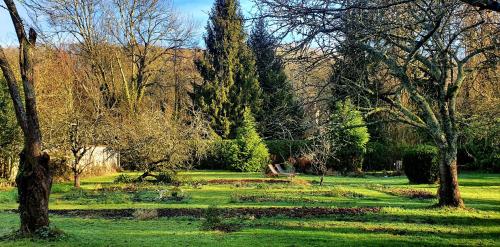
<box><xmin>249</xmin><ymin>18</ymin><xmax>305</xmax><ymax>139</ymax></box>
<box><xmin>328</xmin><ymin>1</ymin><xmax>386</xmax><ymax>142</ymax></box>
<box><xmin>329</xmin><ymin>99</ymin><xmax>370</xmax><ymax>173</ymax></box>
<box><xmin>234</xmin><ymin>108</ymin><xmax>269</xmax><ymax>172</ymax></box>
<box><xmin>194</xmin><ymin>0</ymin><xmax>261</xmax><ymax>138</ymax></box>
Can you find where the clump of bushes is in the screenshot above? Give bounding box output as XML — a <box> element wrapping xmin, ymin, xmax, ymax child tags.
<box><xmin>196</xmin><ymin>110</ymin><xmax>270</xmax><ymax>172</ymax></box>
<box><xmin>363</xmin><ymin>142</ymin><xmax>404</xmax><ymax>171</ymax></box>
<box><xmin>159</xmin><ymin>187</ymin><xmax>189</xmax><ymax>202</ymax></box>
<box><xmin>201</xmin><ymin>206</ymin><xmax>241</xmax><ymax>232</ymax></box>
<box><xmin>304</xmin><ymin>188</ymin><xmax>365</xmax><ymax>198</ymax></box>
<box><xmin>114</xmin><ymin>174</ymin><xmax>135</xmax><ymax>183</ymax></box>
<box><xmin>156</xmin><ymin>171</ymin><xmax>178</xmax><ymax>184</ymax></box>
<box><xmin>402</xmin><ymin>145</ymin><xmax>439</xmax><ymax>184</ymax></box>
<box><xmin>198</xmin><ymin>140</ymin><xmax>240</xmax><ymax>170</ymax></box>
<box><xmin>62</xmin><ymin>188</ymin><xmax>131</xmax><ymax>204</ymax></box>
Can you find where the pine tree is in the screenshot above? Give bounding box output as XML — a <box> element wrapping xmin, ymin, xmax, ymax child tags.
<box><xmin>194</xmin><ymin>0</ymin><xmax>261</xmax><ymax>138</ymax></box>
<box><xmin>328</xmin><ymin>1</ymin><xmax>385</xmax><ymax>141</ymax></box>
<box><xmin>234</xmin><ymin>108</ymin><xmax>269</xmax><ymax>172</ymax></box>
<box><xmin>249</xmin><ymin>18</ymin><xmax>304</xmax><ymax>139</ymax></box>
<box><xmin>329</xmin><ymin>98</ymin><xmax>370</xmax><ymax>173</ymax></box>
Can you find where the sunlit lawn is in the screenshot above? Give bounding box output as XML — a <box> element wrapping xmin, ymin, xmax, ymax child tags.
<box><xmin>0</xmin><ymin>171</ymin><xmax>499</xmax><ymax>246</ymax></box>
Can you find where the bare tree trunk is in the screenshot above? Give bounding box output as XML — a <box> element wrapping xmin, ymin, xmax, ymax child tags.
<box><xmin>0</xmin><ymin>0</ymin><xmax>53</xmax><ymax>235</ymax></box>
<box><xmin>438</xmin><ymin>150</ymin><xmax>464</xmax><ymax>207</ymax></box>
<box><xmin>16</xmin><ymin>150</ymin><xmax>52</xmax><ymax>234</ymax></box>
<box><xmin>74</xmin><ymin>173</ymin><xmax>81</xmax><ymax>188</ymax></box>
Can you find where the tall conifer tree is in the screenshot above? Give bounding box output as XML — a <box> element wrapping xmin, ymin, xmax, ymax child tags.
<box><xmin>249</xmin><ymin>18</ymin><xmax>304</xmax><ymax>139</ymax></box>
<box><xmin>194</xmin><ymin>0</ymin><xmax>261</xmax><ymax>138</ymax></box>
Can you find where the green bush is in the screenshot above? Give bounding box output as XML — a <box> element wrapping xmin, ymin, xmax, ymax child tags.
<box><xmin>329</xmin><ymin>99</ymin><xmax>370</xmax><ymax>173</ymax></box>
<box><xmin>114</xmin><ymin>174</ymin><xmax>134</xmax><ymax>183</ymax></box>
<box><xmin>156</xmin><ymin>171</ymin><xmax>178</xmax><ymax>184</ymax></box>
<box><xmin>458</xmin><ymin>116</ymin><xmax>499</xmax><ymax>172</ymax></box>
<box><xmin>197</xmin><ymin>140</ymin><xmax>240</xmax><ymax>170</ymax></box>
<box><xmin>363</xmin><ymin>142</ymin><xmax>404</xmax><ymax>171</ymax></box>
<box><xmin>201</xmin><ymin>206</ymin><xmax>241</xmax><ymax>232</ymax></box>
<box><xmin>402</xmin><ymin>145</ymin><xmax>439</xmax><ymax>184</ymax></box>
<box><xmin>233</xmin><ymin>109</ymin><xmax>270</xmax><ymax>172</ymax></box>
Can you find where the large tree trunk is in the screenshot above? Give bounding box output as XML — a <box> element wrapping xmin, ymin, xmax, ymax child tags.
<box><xmin>1</xmin><ymin>0</ymin><xmax>54</xmax><ymax>236</ymax></box>
<box><xmin>16</xmin><ymin>150</ymin><xmax>52</xmax><ymax>234</ymax></box>
<box><xmin>438</xmin><ymin>150</ymin><xmax>464</xmax><ymax>207</ymax></box>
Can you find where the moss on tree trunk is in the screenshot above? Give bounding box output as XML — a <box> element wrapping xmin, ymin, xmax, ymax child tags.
<box><xmin>16</xmin><ymin>150</ymin><xmax>52</xmax><ymax>234</ymax></box>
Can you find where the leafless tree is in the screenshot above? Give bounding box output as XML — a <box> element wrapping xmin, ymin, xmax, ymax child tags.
<box><xmin>0</xmin><ymin>0</ymin><xmax>52</xmax><ymax>235</ymax></box>
<box><xmin>27</xmin><ymin>0</ymin><xmax>120</xmax><ymax>108</ymax></box>
<box><xmin>255</xmin><ymin>0</ymin><xmax>500</xmax><ymax>207</ymax></box>
<box><xmin>106</xmin><ymin>108</ymin><xmax>212</xmax><ymax>180</ymax></box>
<box><xmin>110</xmin><ymin>0</ymin><xmax>195</xmax><ymax>112</ymax></box>
<box><xmin>304</xmin><ymin>127</ymin><xmax>340</xmax><ymax>186</ymax></box>
<box><xmin>27</xmin><ymin>0</ymin><xmax>195</xmax><ymax>113</ymax></box>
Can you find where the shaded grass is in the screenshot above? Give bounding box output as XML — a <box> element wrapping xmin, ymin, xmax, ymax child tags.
<box><xmin>0</xmin><ymin>171</ymin><xmax>499</xmax><ymax>246</ymax></box>
<box><xmin>0</xmin><ymin>207</ymin><xmax>498</xmax><ymax>246</ymax></box>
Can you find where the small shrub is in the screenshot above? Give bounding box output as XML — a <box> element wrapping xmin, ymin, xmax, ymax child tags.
<box><xmin>114</xmin><ymin>174</ymin><xmax>134</xmax><ymax>183</ymax></box>
<box><xmin>229</xmin><ymin>192</ymin><xmax>316</xmax><ymax>203</ymax></box>
<box><xmin>201</xmin><ymin>206</ymin><xmax>241</xmax><ymax>232</ymax></box>
<box><xmin>389</xmin><ymin>188</ymin><xmax>436</xmax><ymax>200</ymax></box>
<box><xmin>166</xmin><ymin>187</ymin><xmax>189</xmax><ymax>201</ymax></box>
<box><xmin>61</xmin><ymin>188</ymin><xmax>131</xmax><ymax>204</ymax></box>
<box><xmin>402</xmin><ymin>145</ymin><xmax>439</xmax><ymax>184</ymax></box>
<box><xmin>156</xmin><ymin>171</ymin><xmax>177</xmax><ymax>184</ymax></box>
<box><xmin>49</xmin><ymin>153</ymin><xmax>72</xmax><ymax>182</ymax></box>
<box><xmin>233</xmin><ymin>108</ymin><xmax>270</xmax><ymax>172</ymax></box>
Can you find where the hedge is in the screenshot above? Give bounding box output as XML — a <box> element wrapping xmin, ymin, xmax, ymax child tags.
<box><xmin>363</xmin><ymin>142</ymin><xmax>404</xmax><ymax>171</ymax></box>
<box><xmin>402</xmin><ymin>145</ymin><xmax>440</xmax><ymax>184</ymax></box>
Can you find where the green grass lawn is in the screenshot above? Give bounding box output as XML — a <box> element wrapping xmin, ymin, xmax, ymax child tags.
<box><xmin>0</xmin><ymin>171</ymin><xmax>499</xmax><ymax>246</ymax></box>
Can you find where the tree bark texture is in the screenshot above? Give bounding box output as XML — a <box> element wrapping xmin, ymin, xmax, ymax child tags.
<box><xmin>16</xmin><ymin>150</ymin><xmax>52</xmax><ymax>234</ymax></box>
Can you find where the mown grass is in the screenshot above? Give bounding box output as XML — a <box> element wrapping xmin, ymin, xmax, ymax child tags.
<box><xmin>0</xmin><ymin>171</ymin><xmax>499</xmax><ymax>246</ymax></box>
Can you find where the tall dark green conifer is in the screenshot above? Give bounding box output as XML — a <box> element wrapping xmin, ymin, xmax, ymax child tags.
<box><xmin>249</xmin><ymin>18</ymin><xmax>304</xmax><ymax>139</ymax></box>
<box><xmin>329</xmin><ymin>1</ymin><xmax>385</xmax><ymax>141</ymax></box>
<box><xmin>194</xmin><ymin>0</ymin><xmax>261</xmax><ymax>138</ymax></box>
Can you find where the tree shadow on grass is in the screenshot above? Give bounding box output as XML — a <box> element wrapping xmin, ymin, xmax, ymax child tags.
<box><xmin>249</xmin><ymin>221</ymin><xmax>499</xmax><ymax>243</ymax></box>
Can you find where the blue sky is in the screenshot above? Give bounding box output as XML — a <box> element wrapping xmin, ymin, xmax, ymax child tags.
<box><xmin>0</xmin><ymin>0</ymin><xmax>254</xmax><ymax>46</ymax></box>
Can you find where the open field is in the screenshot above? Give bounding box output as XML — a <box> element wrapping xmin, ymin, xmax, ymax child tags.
<box><xmin>0</xmin><ymin>171</ymin><xmax>499</xmax><ymax>246</ymax></box>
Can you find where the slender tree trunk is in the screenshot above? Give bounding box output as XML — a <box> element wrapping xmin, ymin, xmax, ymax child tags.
<box><xmin>74</xmin><ymin>173</ymin><xmax>81</xmax><ymax>188</ymax></box>
<box><xmin>16</xmin><ymin>150</ymin><xmax>52</xmax><ymax>234</ymax></box>
<box><xmin>438</xmin><ymin>149</ymin><xmax>464</xmax><ymax>207</ymax></box>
